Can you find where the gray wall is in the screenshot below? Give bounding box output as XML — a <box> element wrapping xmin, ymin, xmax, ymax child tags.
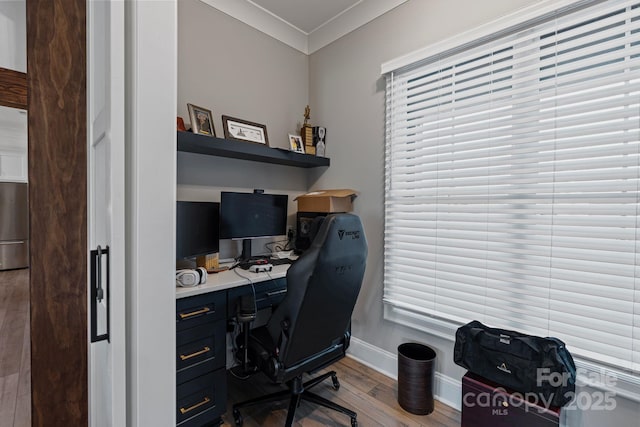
<box><xmin>177</xmin><ymin>0</ymin><xmax>315</xmax><ymax>259</ymax></box>
<box><xmin>308</xmin><ymin>1</ymin><xmax>639</xmax><ymax>426</ymax></box>
<box><xmin>178</xmin><ymin>0</ymin><xmax>308</xmax><ymax>151</ymax></box>
<box><xmin>308</xmin><ymin>0</ymin><xmax>539</xmax><ymax>384</ymax></box>
<box><xmin>177</xmin><ymin>0</ymin><xmax>640</xmax><ymax>424</ymax></box>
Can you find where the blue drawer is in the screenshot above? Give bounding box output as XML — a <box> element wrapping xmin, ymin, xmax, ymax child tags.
<box><xmin>177</xmin><ymin>292</ymin><xmax>226</xmax><ymax>331</ymax></box>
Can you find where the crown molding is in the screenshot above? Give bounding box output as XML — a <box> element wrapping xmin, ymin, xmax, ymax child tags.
<box><xmin>199</xmin><ymin>0</ymin><xmax>308</xmax><ymax>53</ymax></box>
<box><xmin>198</xmin><ymin>0</ymin><xmax>407</xmax><ymax>55</ymax></box>
<box><xmin>308</xmin><ymin>0</ymin><xmax>407</xmax><ymax>54</ymax></box>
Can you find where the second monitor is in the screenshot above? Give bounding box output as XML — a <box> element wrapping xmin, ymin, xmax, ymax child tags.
<box><xmin>220</xmin><ymin>191</ymin><xmax>288</xmax><ymax>261</ymax></box>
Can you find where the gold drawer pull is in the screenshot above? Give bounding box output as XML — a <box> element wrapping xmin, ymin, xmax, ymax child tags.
<box><xmin>180</xmin><ymin>346</ymin><xmax>211</xmax><ymax>361</ymax></box>
<box><xmin>178</xmin><ymin>307</ymin><xmax>210</xmax><ymax>319</ymax></box>
<box><xmin>180</xmin><ymin>396</ymin><xmax>211</xmax><ymax>415</ymax></box>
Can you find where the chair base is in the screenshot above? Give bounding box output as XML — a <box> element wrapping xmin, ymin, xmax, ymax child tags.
<box><xmin>232</xmin><ymin>370</ymin><xmax>357</xmax><ymax>427</ymax></box>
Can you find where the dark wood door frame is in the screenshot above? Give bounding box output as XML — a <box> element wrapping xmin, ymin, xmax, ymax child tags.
<box><xmin>27</xmin><ymin>0</ymin><xmax>88</xmax><ymax>425</ymax></box>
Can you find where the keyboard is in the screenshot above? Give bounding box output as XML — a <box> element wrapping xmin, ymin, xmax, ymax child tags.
<box><xmin>269</xmin><ymin>258</ymin><xmax>294</xmax><ymax>266</ymax></box>
<box><xmin>236</xmin><ymin>257</ymin><xmax>294</xmax><ymax>269</ymax></box>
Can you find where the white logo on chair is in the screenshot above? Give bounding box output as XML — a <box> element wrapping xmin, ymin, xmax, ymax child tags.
<box><xmin>497</xmin><ymin>363</ymin><xmax>512</xmax><ymax>374</ymax></box>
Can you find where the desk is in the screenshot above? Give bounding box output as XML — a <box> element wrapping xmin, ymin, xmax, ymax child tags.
<box><xmin>175</xmin><ymin>264</ymin><xmax>290</xmax><ymax>427</ymax></box>
<box><xmin>176</xmin><ymin>263</ymin><xmax>289</xmax><ymax>298</ymax></box>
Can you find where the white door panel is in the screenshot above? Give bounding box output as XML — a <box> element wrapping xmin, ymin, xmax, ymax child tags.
<box><xmin>88</xmin><ymin>1</ymin><xmax>125</xmax><ymax>426</ymax></box>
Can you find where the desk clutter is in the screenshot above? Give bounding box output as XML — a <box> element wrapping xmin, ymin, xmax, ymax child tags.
<box><xmin>174</xmin><ymin>213</ymin><xmax>367</xmax><ymax>426</ymax></box>
<box><xmin>173</xmin><ymin>186</ymin><xmax>363</xmax><ymax>425</ymax></box>
<box><xmin>299</xmin><ymin>104</ymin><xmax>326</xmax><ymax>157</ymax></box>
<box><xmin>175</xmin><ymin>267</ymin><xmax>207</xmax><ymax>287</ymax></box>
<box><xmin>294</xmin><ymin>189</ymin><xmax>357</xmax><ymax>251</ymax></box>
<box><xmin>175</xmin><ymin>188</ymin><xmax>358</xmax><ymax>283</ymax></box>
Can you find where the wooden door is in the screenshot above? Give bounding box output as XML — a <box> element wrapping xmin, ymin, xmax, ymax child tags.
<box><xmin>27</xmin><ymin>0</ymin><xmax>88</xmax><ymax>424</ymax></box>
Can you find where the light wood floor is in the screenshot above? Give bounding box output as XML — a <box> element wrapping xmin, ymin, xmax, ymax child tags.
<box><xmin>224</xmin><ymin>356</ymin><xmax>460</xmax><ymax>427</ymax></box>
<box><xmin>0</xmin><ymin>269</ymin><xmax>30</xmax><ymax>427</ymax></box>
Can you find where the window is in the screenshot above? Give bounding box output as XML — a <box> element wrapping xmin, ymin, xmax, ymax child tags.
<box><xmin>384</xmin><ymin>0</ymin><xmax>640</xmax><ymax>373</ymax></box>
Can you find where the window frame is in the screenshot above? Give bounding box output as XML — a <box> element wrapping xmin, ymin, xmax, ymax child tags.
<box><xmin>382</xmin><ymin>0</ymin><xmax>640</xmax><ymax>402</ymax></box>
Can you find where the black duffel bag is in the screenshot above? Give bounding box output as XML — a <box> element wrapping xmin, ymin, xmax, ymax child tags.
<box><xmin>454</xmin><ymin>320</ymin><xmax>576</xmax><ymax>407</ymax></box>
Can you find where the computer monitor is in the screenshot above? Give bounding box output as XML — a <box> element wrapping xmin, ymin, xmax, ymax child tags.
<box><xmin>220</xmin><ymin>191</ymin><xmax>288</xmax><ymax>260</ymax></box>
<box><xmin>176</xmin><ymin>201</ymin><xmax>220</xmax><ymax>260</ymax></box>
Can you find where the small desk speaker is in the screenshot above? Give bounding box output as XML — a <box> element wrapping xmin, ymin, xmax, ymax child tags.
<box><xmin>295</xmin><ymin>212</ymin><xmax>327</xmax><ymax>252</ymax></box>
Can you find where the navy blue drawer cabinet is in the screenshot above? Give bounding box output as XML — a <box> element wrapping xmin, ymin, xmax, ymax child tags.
<box><xmin>227</xmin><ymin>277</ymin><xmax>287</xmax><ymax>317</ymax></box>
<box><xmin>176</xmin><ymin>292</ymin><xmax>227</xmax><ymax>426</ymax></box>
<box><xmin>175</xmin><ymin>279</ymin><xmax>288</xmax><ymax>426</ymax></box>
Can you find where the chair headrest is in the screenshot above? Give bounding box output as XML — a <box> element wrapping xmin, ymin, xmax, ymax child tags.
<box><xmin>310</xmin><ymin>213</ymin><xmax>366</xmax><ymax>255</ymax></box>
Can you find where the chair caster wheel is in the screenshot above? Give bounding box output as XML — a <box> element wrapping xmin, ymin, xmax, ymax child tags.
<box><xmin>331</xmin><ymin>373</ymin><xmax>340</xmax><ymax>390</ymax></box>
<box><xmin>351</xmin><ymin>417</ymin><xmax>358</xmax><ymax>426</ymax></box>
<box><xmin>233</xmin><ymin>408</ymin><xmax>243</xmax><ymax>427</ymax></box>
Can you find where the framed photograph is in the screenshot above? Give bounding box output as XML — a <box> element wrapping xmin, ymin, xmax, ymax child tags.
<box><xmin>289</xmin><ymin>134</ymin><xmax>305</xmax><ymax>154</ymax></box>
<box><xmin>222</xmin><ymin>115</ymin><xmax>269</xmax><ymax>146</ymax></box>
<box><xmin>187</xmin><ymin>104</ymin><xmax>216</xmax><ymax>137</ymax></box>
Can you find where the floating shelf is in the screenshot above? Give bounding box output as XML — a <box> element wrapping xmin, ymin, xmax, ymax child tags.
<box><xmin>177</xmin><ymin>131</ymin><xmax>330</xmax><ymax>168</ymax></box>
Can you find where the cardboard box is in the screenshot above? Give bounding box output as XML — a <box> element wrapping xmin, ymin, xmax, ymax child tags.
<box><xmin>295</xmin><ymin>189</ymin><xmax>357</xmax><ymax>213</ymax></box>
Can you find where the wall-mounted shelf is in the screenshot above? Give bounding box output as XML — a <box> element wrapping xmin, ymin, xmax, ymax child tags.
<box><xmin>177</xmin><ymin>131</ymin><xmax>330</xmax><ymax>168</ymax></box>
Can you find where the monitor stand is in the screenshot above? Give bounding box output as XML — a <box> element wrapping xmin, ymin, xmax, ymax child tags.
<box><xmin>238</xmin><ymin>239</ymin><xmax>271</xmax><ymax>270</ymax></box>
<box><xmin>240</xmin><ymin>239</ymin><xmax>252</xmax><ymax>262</ymax></box>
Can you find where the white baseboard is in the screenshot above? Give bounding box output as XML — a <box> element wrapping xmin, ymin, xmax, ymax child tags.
<box><xmin>347</xmin><ymin>336</ymin><xmax>398</xmax><ymax>379</ymax></box>
<box><xmin>434</xmin><ymin>371</ymin><xmax>462</xmax><ymax>410</ymax></box>
<box><xmin>347</xmin><ymin>336</ymin><xmax>462</xmax><ymax>411</ymax></box>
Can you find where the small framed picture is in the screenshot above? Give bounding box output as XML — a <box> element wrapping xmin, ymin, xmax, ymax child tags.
<box><xmin>222</xmin><ymin>115</ymin><xmax>269</xmax><ymax>146</ymax></box>
<box><xmin>289</xmin><ymin>134</ymin><xmax>305</xmax><ymax>154</ymax></box>
<box><xmin>187</xmin><ymin>104</ymin><xmax>216</xmax><ymax>137</ymax></box>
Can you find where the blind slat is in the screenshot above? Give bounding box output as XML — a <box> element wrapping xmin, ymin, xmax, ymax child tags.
<box><xmin>384</xmin><ymin>0</ymin><xmax>640</xmax><ymax>373</ymax></box>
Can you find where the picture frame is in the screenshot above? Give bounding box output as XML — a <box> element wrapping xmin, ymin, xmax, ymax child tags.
<box><xmin>187</xmin><ymin>104</ymin><xmax>216</xmax><ymax>137</ymax></box>
<box><xmin>222</xmin><ymin>115</ymin><xmax>269</xmax><ymax>146</ymax></box>
<box><xmin>289</xmin><ymin>134</ymin><xmax>305</xmax><ymax>154</ymax></box>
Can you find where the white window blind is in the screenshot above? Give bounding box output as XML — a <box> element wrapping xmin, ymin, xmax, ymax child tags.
<box><xmin>384</xmin><ymin>0</ymin><xmax>640</xmax><ymax>372</ymax></box>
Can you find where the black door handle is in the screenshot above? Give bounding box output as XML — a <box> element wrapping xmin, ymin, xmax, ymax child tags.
<box><xmin>90</xmin><ymin>245</ymin><xmax>110</xmax><ymax>343</ymax></box>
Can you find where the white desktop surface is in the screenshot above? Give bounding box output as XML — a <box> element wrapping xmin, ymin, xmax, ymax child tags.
<box><xmin>175</xmin><ymin>263</ymin><xmax>290</xmax><ymax>299</ymax></box>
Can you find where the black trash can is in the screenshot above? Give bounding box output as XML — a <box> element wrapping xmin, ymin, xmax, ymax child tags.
<box><xmin>397</xmin><ymin>343</ymin><xmax>436</xmax><ymax>415</ymax></box>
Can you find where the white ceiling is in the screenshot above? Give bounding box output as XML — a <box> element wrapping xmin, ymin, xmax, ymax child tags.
<box><xmin>199</xmin><ymin>0</ymin><xmax>407</xmax><ymax>54</ymax></box>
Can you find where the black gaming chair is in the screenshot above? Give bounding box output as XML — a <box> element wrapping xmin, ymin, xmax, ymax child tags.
<box><xmin>232</xmin><ymin>213</ymin><xmax>368</xmax><ymax>427</ymax></box>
